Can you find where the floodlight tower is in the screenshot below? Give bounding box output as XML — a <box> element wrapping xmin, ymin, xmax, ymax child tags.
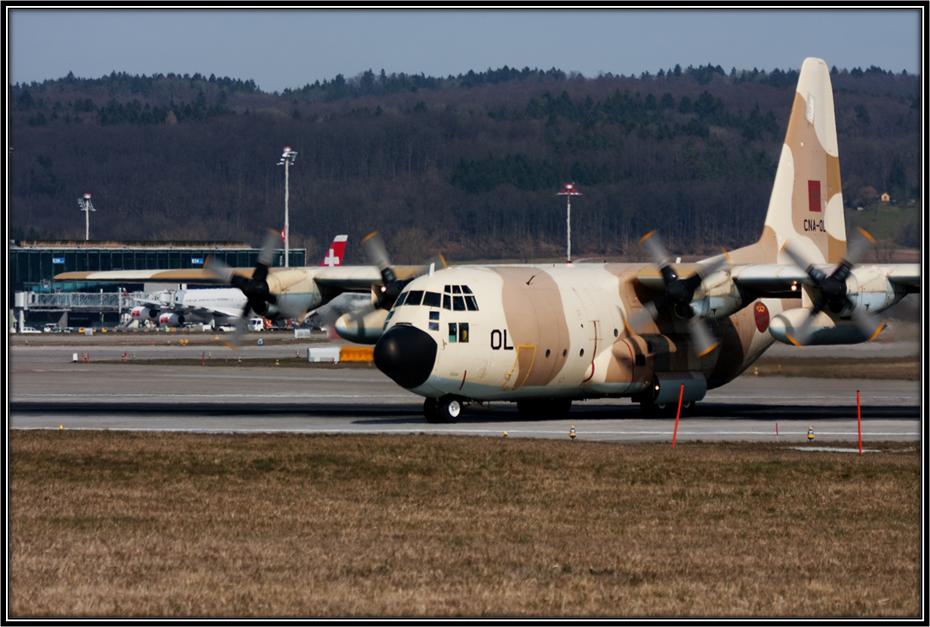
<box><xmin>277</xmin><ymin>145</ymin><xmax>298</xmax><ymax>267</ymax></box>
<box><xmin>77</xmin><ymin>192</ymin><xmax>95</xmax><ymax>241</ymax></box>
<box><xmin>557</xmin><ymin>182</ymin><xmax>582</xmax><ymax>263</ymax></box>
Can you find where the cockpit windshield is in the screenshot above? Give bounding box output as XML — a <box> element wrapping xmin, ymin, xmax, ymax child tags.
<box><xmin>394</xmin><ymin>284</ymin><xmax>479</xmax><ymax>311</ymax></box>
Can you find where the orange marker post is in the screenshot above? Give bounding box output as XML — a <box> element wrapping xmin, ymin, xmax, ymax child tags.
<box><xmin>857</xmin><ymin>389</ymin><xmax>862</xmax><ymax>455</ymax></box>
<box><xmin>672</xmin><ymin>383</ymin><xmax>684</xmax><ymax>448</ymax></box>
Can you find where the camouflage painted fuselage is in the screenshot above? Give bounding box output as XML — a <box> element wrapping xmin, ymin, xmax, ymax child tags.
<box><xmin>385</xmin><ymin>263</ymin><xmax>781</xmax><ymax>401</ymax></box>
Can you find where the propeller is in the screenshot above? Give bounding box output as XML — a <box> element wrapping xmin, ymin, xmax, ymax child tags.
<box><xmin>362</xmin><ymin>230</ymin><xmax>405</xmax><ymax>310</ymax></box>
<box><xmin>205</xmin><ymin>229</ymin><xmax>291</xmax><ymax>347</ymax></box>
<box><xmin>628</xmin><ymin>230</ymin><xmax>729</xmax><ymax>358</ymax></box>
<box><xmin>781</xmin><ymin>227</ymin><xmax>885</xmax><ymax>346</ymax></box>
<box><xmin>333</xmin><ymin>232</ymin><xmax>448</xmax><ymax>340</ymax></box>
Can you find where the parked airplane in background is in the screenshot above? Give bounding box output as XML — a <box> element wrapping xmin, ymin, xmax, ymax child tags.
<box><xmin>359</xmin><ymin>58</ymin><xmax>919</xmax><ymax>422</ymax></box>
<box><xmin>125</xmin><ymin>234</ymin><xmax>351</xmax><ymax>328</ymax></box>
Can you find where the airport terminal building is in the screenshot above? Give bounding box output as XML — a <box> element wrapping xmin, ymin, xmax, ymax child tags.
<box><xmin>9</xmin><ymin>240</ymin><xmax>306</xmax><ymax>328</ymax></box>
<box><xmin>10</xmin><ymin>240</ymin><xmax>306</xmax><ymax>294</ymax></box>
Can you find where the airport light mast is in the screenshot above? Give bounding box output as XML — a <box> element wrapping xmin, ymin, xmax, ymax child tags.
<box><xmin>77</xmin><ymin>192</ymin><xmax>95</xmax><ymax>241</ymax></box>
<box><xmin>557</xmin><ymin>182</ymin><xmax>582</xmax><ymax>263</ymax></box>
<box><xmin>277</xmin><ymin>146</ymin><xmax>298</xmax><ymax>267</ymax></box>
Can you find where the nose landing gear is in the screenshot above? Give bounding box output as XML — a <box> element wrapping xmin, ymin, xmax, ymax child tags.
<box><xmin>424</xmin><ymin>396</ymin><xmax>464</xmax><ymax>423</ymax></box>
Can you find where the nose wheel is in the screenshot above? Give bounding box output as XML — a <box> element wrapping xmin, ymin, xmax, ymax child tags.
<box><xmin>424</xmin><ymin>396</ymin><xmax>463</xmax><ymax>423</ymax></box>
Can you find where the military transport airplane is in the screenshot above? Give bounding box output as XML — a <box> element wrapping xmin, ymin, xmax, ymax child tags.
<box><xmin>126</xmin><ymin>235</ymin><xmax>351</xmax><ymax>327</ymax></box>
<box><xmin>356</xmin><ymin>57</ymin><xmax>919</xmax><ymax>422</ymax></box>
<box><xmin>58</xmin><ymin>231</ymin><xmax>414</xmax><ymax>335</ymax></box>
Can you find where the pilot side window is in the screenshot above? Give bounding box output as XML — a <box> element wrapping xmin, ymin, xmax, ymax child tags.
<box><xmin>406</xmin><ymin>290</ymin><xmax>424</xmax><ymax>306</ymax></box>
<box><xmin>459</xmin><ymin>322</ymin><xmax>469</xmax><ymax>343</ymax></box>
<box><xmin>423</xmin><ymin>291</ymin><xmax>441</xmax><ymax>308</ymax></box>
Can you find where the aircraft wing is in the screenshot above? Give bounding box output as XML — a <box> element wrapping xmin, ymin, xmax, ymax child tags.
<box><xmin>54</xmin><ymin>268</ymin><xmax>255</xmax><ymax>283</ymax></box>
<box><xmin>634</xmin><ymin>262</ymin><xmax>919</xmax><ymax>299</ymax></box>
<box><xmin>730</xmin><ymin>263</ymin><xmax>920</xmax><ymax>294</ymax></box>
<box><xmin>313</xmin><ymin>265</ymin><xmax>428</xmax><ymax>291</ymax></box>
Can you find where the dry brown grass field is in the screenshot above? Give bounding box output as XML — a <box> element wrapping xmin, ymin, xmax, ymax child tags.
<box><xmin>10</xmin><ymin>432</ymin><xmax>920</xmax><ymax>618</ymax></box>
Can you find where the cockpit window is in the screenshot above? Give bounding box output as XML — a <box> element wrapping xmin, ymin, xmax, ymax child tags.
<box><xmin>406</xmin><ymin>290</ymin><xmax>424</xmax><ymax>306</ymax></box>
<box><xmin>438</xmin><ymin>285</ymin><xmax>478</xmax><ymax>310</ymax></box>
<box><xmin>395</xmin><ymin>291</ymin><xmax>408</xmax><ymax>307</ymax></box>
<box><xmin>423</xmin><ymin>291</ymin><xmax>441</xmax><ymax>308</ymax></box>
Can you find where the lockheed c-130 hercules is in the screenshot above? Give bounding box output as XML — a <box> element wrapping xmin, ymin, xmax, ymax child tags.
<box><xmin>58</xmin><ymin>58</ymin><xmax>919</xmax><ymax>423</ymax></box>
<box><xmin>350</xmin><ymin>57</ymin><xmax>920</xmax><ymax>421</ymax></box>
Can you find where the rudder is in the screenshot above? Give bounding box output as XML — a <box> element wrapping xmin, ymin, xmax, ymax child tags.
<box><xmin>738</xmin><ymin>58</ymin><xmax>847</xmax><ymax>265</ymax></box>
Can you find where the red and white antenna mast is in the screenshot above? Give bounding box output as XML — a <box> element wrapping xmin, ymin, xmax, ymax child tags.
<box><xmin>557</xmin><ymin>182</ymin><xmax>582</xmax><ymax>263</ymax></box>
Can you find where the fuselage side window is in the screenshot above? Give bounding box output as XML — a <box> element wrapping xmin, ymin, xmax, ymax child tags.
<box><xmin>464</xmin><ymin>295</ymin><xmax>478</xmax><ymax>311</ymax></box>
<box><xmin>448</xmin><ymin>322</ymin><xmax>457</xmax><ymax>343</ymax></box>
<box><xmin>459</xmin><ymin>322</ymin><xmax>470</xmax><ymax>342</ymax></box>
<box><xmin>453</xmin><ymin>295</ymin><xmax>465</xmax><ymax>311</ymax></box>
<box><xmin>406</xmin><ymin>290</ymin><xmax>424</xmax><ymax>306</ymax></box>
<box><xmin>423</xmin><ymin>291</ymin><xmax>441</xmax><ymax>308</ymax></box>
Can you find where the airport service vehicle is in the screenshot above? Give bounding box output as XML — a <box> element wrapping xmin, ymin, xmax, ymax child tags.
<box><xmin>359</xmin><ymin>58</ymin><xmax>919</xmax><ymax>421</ymax></box>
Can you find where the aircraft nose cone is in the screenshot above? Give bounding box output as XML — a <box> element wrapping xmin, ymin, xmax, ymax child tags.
<box><xmin>374</xmin><ymin>325</ymin><xmax>437</xmax><ymax>389</ymax></box>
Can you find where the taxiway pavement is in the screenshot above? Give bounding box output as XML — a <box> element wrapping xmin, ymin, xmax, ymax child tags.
<box><xmin>10</xmin><ymin>341</ymin><xmax>921</xmax><ymax>443</ymax></box>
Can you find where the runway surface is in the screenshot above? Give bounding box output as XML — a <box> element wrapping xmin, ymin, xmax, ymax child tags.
<box><xmin>9</xmin><ymin>342</ymin><xmax>922</xmax><ymax>443</ymax></box>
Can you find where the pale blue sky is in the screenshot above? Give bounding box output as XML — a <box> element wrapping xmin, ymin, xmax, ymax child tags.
<box><xmin>10</xmin><ymin>9</ymin><xmax>922</xmax><ymax>92</ymax></box>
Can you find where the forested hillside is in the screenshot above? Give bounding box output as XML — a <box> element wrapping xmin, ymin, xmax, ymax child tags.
<box><xmin>10</xmin><ymin>64</ymin><xmax>920</xmax><ymax>262</ymax></box>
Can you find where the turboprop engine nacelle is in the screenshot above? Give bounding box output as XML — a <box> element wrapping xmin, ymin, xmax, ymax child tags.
<box><xmin>844</xmin><ymin>267</ymin><xmax>901</xmax><ymax>315</ymax></box>
<box><xmin>689</xmin><ymin>271</ymin><xmax>742</xmax><ymax>319</ymax></box>
<box><xmin>770</xmin><ymin>308</ymin><xmax>869</xmax><ymax>345</ymax></box>
<box><xmin>334</xmin><ymin>309</ymin><xmax>388</xmax><ymax>345</ymax></box>
<box><xmin>130</xmin><ymin>306</ymin><xmax>158</xmax><ymax>320</ymax></box>
<box><xmin>158</xmin><ymin>312</ymin><xmax>185</xmax><ymax>327</ymax></box>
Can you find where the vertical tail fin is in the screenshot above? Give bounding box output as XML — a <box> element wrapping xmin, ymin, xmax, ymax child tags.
<box><xmin>320</xmin><ymin>234</ymin><xmax>348</xmax><ymax>267</ymax></box>
<box><xmin>741</xmin><ymin>58</ymin><xmax>847</xmax><ymax>265</ymax></box>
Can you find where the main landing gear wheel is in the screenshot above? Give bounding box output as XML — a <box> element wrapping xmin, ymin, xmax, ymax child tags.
<box><xmin>426</xmin><ymin>396</ymin><xmax>463</xmax><ymax>423</ymax></box>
